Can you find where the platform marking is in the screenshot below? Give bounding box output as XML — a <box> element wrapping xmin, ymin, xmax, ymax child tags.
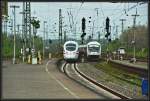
<box><xmin>45</xmin><ymin>60</ymin><xmax>79</xmax><ymax>98</ymax></box>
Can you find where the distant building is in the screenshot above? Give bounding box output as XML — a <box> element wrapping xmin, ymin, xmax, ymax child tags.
<box><xmin>117</xmin><ymin>47</ymin><xmax>125</xmax><ymax>55</ymax></box>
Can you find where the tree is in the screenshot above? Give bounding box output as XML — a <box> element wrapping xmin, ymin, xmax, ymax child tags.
<box><xmin>120</xmin><ymin>25</ymin><xmax>148</xmax><ymax>49</ymax></box>
<box><xmin>119</xmin><ymin>25</ymin><xmax>148</xmax><ymax>57</ymax></box>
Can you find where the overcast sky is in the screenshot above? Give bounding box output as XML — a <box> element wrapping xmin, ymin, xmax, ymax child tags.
<box><xmin>7</xmin><ymin>2</ymin><xmax>148</xmax><ymax>40</ymax></box>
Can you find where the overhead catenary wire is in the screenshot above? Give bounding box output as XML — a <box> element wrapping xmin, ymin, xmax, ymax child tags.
<box><xmin>74</xmin><ymin>2</ymin><xmax>84</xmax><ymax>24</ymax></box>
<box><xmin>28</xmin><ymin>3</ymin><xmax>148</xmax><ymax>40</ymax></box>
<box><xmin>108</xmin><ymin>3</ymin><xmax>123</xmax><ymax>17</ymax></box>
<box><xmin>100</xmin><ymin>5</ymin><xmax>105</xmax><ymax>18</ymax></box>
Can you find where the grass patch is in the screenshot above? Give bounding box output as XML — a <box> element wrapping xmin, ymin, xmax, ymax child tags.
<box><xmin>95</xmin><ymin>61</ymin><xmax>142</xmax><ymax>86</ymax></box>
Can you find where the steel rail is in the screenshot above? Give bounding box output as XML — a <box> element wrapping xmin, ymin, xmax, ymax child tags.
<box><xmin>62</xmin><ymin>62</ymin><xmax>131</xmax><ymax>99</ymax></box>
<box><xmin>73</xmin><ymin>63</ymin><xmax>131</xmax><ymax>99</ymax></box>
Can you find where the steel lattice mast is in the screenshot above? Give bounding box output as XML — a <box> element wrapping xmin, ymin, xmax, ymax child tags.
<box><xmin>24</xmin><ymin>2</ymin><xmax>31</xmax><ymax>54</ymax></box>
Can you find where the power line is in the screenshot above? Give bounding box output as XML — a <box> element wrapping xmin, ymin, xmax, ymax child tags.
<box><xmin>74</xmin><ymin>2</ymin><xmax>84</xmax><ymax>23</ymax></box>
<box><xmin>112</xmin><ymin>2</ymin><xmax>144</xmax><ymax>22</ymax></box>
<box><xmin>108</xmin><ymin>3</ymin><xmax>124</xmax><ymax>17</ymax></box>
<box><xmin>67</xmin><ymin>10</ymin><xmax>73</xmax><ymax>33</ymax></box>
<box><xmin>100</xmin><ymin>6</ymin><xmax>105</xmax><ymax>18</ymax></box>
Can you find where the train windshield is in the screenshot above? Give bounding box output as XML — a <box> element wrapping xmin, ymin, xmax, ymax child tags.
<box><xmin>66</xmin><ymin>43</ymin><xmax>76</xmax><ymax>51</ymax></box>
<box><xmin>88</xmin><ymin>45</ymin><xmax>100</xmax><ymax>52</ymax></box>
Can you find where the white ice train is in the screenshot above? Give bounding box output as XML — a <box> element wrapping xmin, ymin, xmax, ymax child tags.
<box><xmin>63</xmin><ymin>41</ymin><xmax>79</xmax><ymax>62</ymax></box>
<box><xmin>86</xmin><ymin>41</ymin><xmax>101</xmax><ymax>60</ymax></box>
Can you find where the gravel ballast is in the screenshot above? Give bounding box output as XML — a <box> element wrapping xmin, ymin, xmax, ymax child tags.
<box><xmin>77</xmin><ymin>62</ymin><xmax>147</xmax><ymax>99</ymax></box>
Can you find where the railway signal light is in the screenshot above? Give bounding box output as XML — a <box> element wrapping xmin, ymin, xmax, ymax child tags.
<box><xmin>81</xmin><ymin>34</ymin><xmax>84</xmax><ymax>38</ymax></box>
<box><xmin>31</xmin><ymin>19</ymin><xmax>40</xmax><ymax>29</ymax></box>
<box><xmin>49</xmin><ymin>39</ymin><xmax>52</xmax><ymax>44</ymax></box>
<box><xmin>89</xmin><ymin>35</ymin><xmax>92</xmax><ymax>40</ymax></box>
<box><xmin>106</xmin><ymin>17</ymin><xmax>110</xmax><ymax>32</ymax></box>
<box><xmin>108</xmin><ymin>38</ymin><xmax>111</xmax><ymax>42</ymax></box>
<box><xmin>81</xmin><ymin>32</ymin><xmax>86</xmax><ymax>38</ymax></box>
<box><xmin>105</xmin><ymin>32</ymin><xmax>110</xmax><ymax>38</ymax></box>
<box><xmin>35</xmin><ymin>20</ymin><xmax>40</xmax><ymax>29</ymax></box>
<box><xmin>83</xmin><ymin>32</ymin><xmax>86</xmax><ymax>36</ymax></box>
<box><xmin>82</xmin><ymin>17</ymin><xmax>86</xmax><ymax>32</ymax></box>
<box><xmin>105</xmin><ymin>34</ymin><xmax>108</xmax><ymax>38</ymax></box>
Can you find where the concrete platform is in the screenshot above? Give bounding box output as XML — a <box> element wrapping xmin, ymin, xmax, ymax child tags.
<box><xmin>2</xmin><ymin>59</ymin><xmax>104</xmax><ymax>99</ymax></box>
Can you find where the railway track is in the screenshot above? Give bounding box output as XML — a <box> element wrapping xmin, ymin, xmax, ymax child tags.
<box><xmin>61</xmin><ymin>62</ymin><xmax>131</xmax><ymax>99</ymax></box>
<box><xmin>108</xmin><ymin>60</ymin><xmax>148</xmax><ymax>78</ymax></box>
<box><xmin>78</xmin><ymin>56</ymin><xmax>148</xmax><ymax>78</ymax></box>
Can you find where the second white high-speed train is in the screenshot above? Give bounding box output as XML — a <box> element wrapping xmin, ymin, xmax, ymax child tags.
<box><xmin>63</xmin><ymin>41</ymin><xmax>79</xmax><ymax>62</ymax></box>
<box><xmin>86</xmin><ymin>41</ymin><xmax>101</xmax><ymax>60</ymax></box>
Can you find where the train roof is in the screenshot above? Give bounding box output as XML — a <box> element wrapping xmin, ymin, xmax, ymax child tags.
<box><xmin>87</xmin><ymin>41</ymin><xmax>100</xmax><ymax>45</ymax></box>
<box><xmin>64</xmin><ymin>40</ymin><xmax>78</xmax><ymax>46</ymax></box>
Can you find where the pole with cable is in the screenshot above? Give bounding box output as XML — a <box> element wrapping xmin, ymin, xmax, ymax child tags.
<box><xmin>131</xmin><ymin>8</ymin><xmax>139</xmax><ymax>63</ymax></box>
<box><xmin>20</xmin><ymin>9</ymin><xmax>26</xmax><ymax>62</ymax></box>
<box><xmin>10</xmin><ymin>5</ymin><xmax>20</xmax><ymax>64</ymax></box>
<box><xmin>120</xmin><ymin>19</ymin><xmax>126</xmax><ymax>34</ymax></box>
<box><xmin>43</xmin><ymin>21</ymin><xmax>47</xmax><ymax>60</ymax></box>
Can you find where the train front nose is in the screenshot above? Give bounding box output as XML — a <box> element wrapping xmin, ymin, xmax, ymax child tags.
<box><xmin>70</xmin><ymin>52</ymin><xmax>79</xmax><ymax>59</ymax></box>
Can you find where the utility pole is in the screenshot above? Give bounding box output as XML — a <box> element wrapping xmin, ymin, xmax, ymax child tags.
<box><xmin>112</xmin><ymin>22</ymin><xmax>115</xmax><ymax>40</ymax></box>
<box><xmin>17</xmin><ymin>24</ymin><xmax>20</xmax><ymax>34</ymax></box>
<box><xmin>116</xmin><ymin>25</ymin><xmax>119</xmax><ymax>40</ymax></box>
<box><xmin>8</xmin><ymin>18</ymin><xmax>13</xmax><ymax>36</ymax></box>
<box><xmin>10</xmin><ymin>5</ymin><xmax>20</xmax><ymax>64</ymax></box>
<box><xmin>3</xmin><ymin>15</ymin><xmax>8</xmax><ymax>36</ymax></box>
<box><xmin>46</xmin><ymin>25</ymin><xmax>48</xmax><ymax>47</ymax></box>
<box><xmin>95</xmin><ymin>8</ymin><xmax>99</xmax><ymax>36</ymax></box>
<box><xmin>30</xmin><ymin>17</ymin><xmax>37</xmax><ymax>48</ymax></box>
<box><xmin>67</xmin><ymin>10</ymin><xmax>72</xmax><ymax>33</ymax></box>
<box><xmin>109</xmin><ymin>25</ymin><xmax>111</xmax><ymax>41</ymax></box>
<box><xmin>17</xmin><ymin>24</ymin><xmax>21</xmax><ymax>40</ymax></box>
<box><xmin>22</xmin><ymin>23</ymin><xmax>25</xmax><ymax>62</ymax></box>
<box><xmin>120</xmin><ymin>19</ymin><xmax>126</xmax><ymax>34</ymax></box>
<box><xmin>5</xmin><ymin>17</ymin><xmax>8</xmax><ymax>36</ymax></box>
<box><xmin>20</xmin><ymin>6</ymin><xmax>26</xmax><ymax>62</ymax></box>
<box><xmin>43</xmin><ymin>21</ymin><xmax>47</xmax><ymax>59</ymax></box>
<box><xmin>98</xmin><ymin>27</ymin><xmax>103</xmax><ymax>42</ymax></box>
<box><xmin>64</xmin><ymin>30</ymin><xmax>66</xmax><ymax>43</ymax></box>
<box><xmin>92</xmin><ymin>20</ymin><xmax>95</xmax><ymax>39</ymax></box>
<box><xmin>131</xmin><ymin>8</ymin><xmax>140</xmax><ymax>63</ymax></box>
<box><xmin>31</xmin><ymin>16</ymin><xmax>37</xmax><ymax>59</ymax></box>
<box><xmin>74</xmin><ymin>22</ymin><xmax>77</xmax><ymax>40</ymax></box>
<box><xmin>24</xmin><ymin>2</ymin><xmax>31</xmax><ymax>56</ymax></box>
<box><xmin>98</xmin><ymin>31</ymin><xmax>100</xmax><ymax>42</ymax></box>
<box><xmin>59</xmin><ymin>9</ymin><xmax>62</xmax><ymax>46</ymax></box>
